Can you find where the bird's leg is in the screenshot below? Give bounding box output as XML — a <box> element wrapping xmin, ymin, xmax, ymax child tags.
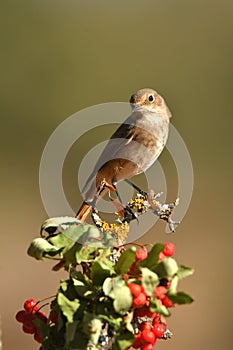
<box><xmin>108</xmin><ymin>184</ymin><xmax>125</xmax><ymax>216</ymax></box>
<box><xmin>124</xmin><ymin>179</ymin><xmax>148</xmax><ymax>198</ymax></box>
<box><xmin>111</xmin><ymin>183</ymin><xmax>138</xmax><ymax>223</ymax></box>
<box><xmin>84</xmin><ymin>179</ymin><xmax>115</xmax><ymax>213</ymax></box>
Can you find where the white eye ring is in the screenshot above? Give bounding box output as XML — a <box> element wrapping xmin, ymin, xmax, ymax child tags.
<box><xmin>148</xmin><ymin>94</ymin><xmax>155</xmax><ymax>102</ymax></box>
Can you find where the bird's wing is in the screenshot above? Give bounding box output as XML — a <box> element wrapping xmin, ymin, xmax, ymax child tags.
<box><xmin>81</xmin><ymin>117</ymin><xmax>137</xmax><ymax>194</ymax></box>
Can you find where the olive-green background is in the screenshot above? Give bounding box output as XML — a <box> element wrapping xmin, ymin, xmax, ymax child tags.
<box><xmin>1</xmin><ymin>1</ymin><xmax>232</xmax><ymax>349</ymax></box>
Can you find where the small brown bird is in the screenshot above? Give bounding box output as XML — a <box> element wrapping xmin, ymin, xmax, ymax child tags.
<box><xmin>76</xmin><ymin>88</ymin><xmax>171</xmax><ymax>221</ymax></box>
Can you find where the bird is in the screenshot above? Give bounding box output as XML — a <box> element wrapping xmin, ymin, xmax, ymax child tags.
<box><xmin>76</xmin><ymin>88</ymin><xmax>171</xmax><ymax>222</ymax></box>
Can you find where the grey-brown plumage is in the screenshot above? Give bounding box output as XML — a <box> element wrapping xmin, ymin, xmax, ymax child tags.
<box><xmin>77</xmin><ymin>88</ymin><xmax>171</xmax><ymax>221</ymax></box>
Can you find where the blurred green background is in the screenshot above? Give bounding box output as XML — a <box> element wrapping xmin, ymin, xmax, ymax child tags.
<box><xmin>1</xmin><ymin>0</ymin><xmax>232</xmax><ymax>349</ymax></box>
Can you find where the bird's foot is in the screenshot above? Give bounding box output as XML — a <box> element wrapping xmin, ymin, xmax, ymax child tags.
<box><xmin>121</xmin><ymin>205</ymin><xmax>138</xmax><ymax>224</ymax></box>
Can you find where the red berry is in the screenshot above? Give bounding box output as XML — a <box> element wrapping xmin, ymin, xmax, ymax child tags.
<box><xmin>22</xmin><ymin>313</ymin><xmax>35</xmax><ymax>330</ymax></box>
<box><xmin>128</xmin><ymin>283</ymin><xmax>143</xmax><ymax>297</ymax></box>
<box><xmin>162</xmin><ymin>295</ymin><xmax>173</xmax><ymax>308</ymax></box>
<box><xmin>144</xmin><ymin>308</ymin><xmax>156</xmax><ymax>318</ymax></box>
<box><xmin>141</xmin><ymin>343</ymin><xmax>155</xmax><ymax>350</ymax></box>
<box><xmin>133</xmin><ymin>292</ymin><xmax>147</xmax><ymax>308</ymax></box>
<box><xmin>34</xmin><ymin>329</ymin><xmax>42</xmax><ymax>343</ymax></box>
<box><xmin>141</xmin><ymin>329</ymin><xmax>156</xmax><ymax>344</ymax></box>
<box><xmin>154</xmin><ymin>286</ymin><xmax>167</xmax><ymax>299</ymax></box>
<box><xmin>136</xmin><ymin>249</ymin><xmax>148</xmax><ymax>261</ymax></box>
<box><xmin>152</xmin><ymin>315</ymin><xmax>160</xmax><ymax>326</ymax></box>
<box><xmin>22</xmin><ymin>324</ymin><xmax>35</xmax><ymax>334</ymax></box>
<box><xmin>152</xmin><ymin>323</ymin><xmax>166</xmax><ymax>338</ymax></box>
<box><xmin>135</xmin><ymin>306</ymin><xmax>156</xmax><ymax>318</ymax></box>
<box><xmin>132</xmin><ymin>333</ymin><xmax>142</xmax><ymax>349</ymax></box>
<box><xmin>163</xmin><ymin>242</ymin><xmax>175</xmax><ymax>257</ymax></box>
<box><xmin>159</xmin><ymin>252</ymin><xmax>166</xmax><ymax>261</ymax></box>
<box><xmin>140</xmin><ymin>321</ymin><xmax>152</xmax><ymax>331</ymax></box>
<box><xmin>24</xmin><ymin>299</ymin><xmax>39</xmax><ymax>313</ymax></box>
<box><xmin>16</xmin><ymin>310</ymin><xmax>26</xmax><ymax>323</ymax></box>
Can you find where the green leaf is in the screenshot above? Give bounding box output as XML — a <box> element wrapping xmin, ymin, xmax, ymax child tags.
<box><xmin>103</xmin><ymin>277</ymin><xmax>133</xmax><ymax>314</ymax></box>
<box><xmin>49</xmin><ymin>231</ymin><xmax>75</xmax><ymax>249</ymax></box>
<box><xmin>69</xmin><ymin>322</ymin><xmax>88</xmax><ymax>350</ymax></box>
<box><xmin>114</xmin><ymin>332</ymin><xmax>135</xmax><ymax>350</ymax></box>
<box><xmin>115</xmin><ymin>247</ymin><xmax>136</xmax><ymax>274</ymax></box>
<box><xmin>168</xmin><ymin>275</ymin><xmax>179</xmax><ymax>294</ymax></box>
<box><xmin>141</xmin><ymin>267</ymin><xmax>159</xmax><ymax>296</ymax></box>
<box><xmin>137</xmin><ymin>243</ymin><xmax>164</xmax><ymax>270</ymax></box>
<box><xmin>56</xmin><ymin>225</ymin><xmax>89</xmax><ymax>245</ymax></box>
<box><xmin>154</xmin><ymin>257</ymin><xmax>179</xmax><ymax>277</ymax></box>
<box><xmin>177</xmin><ymin>265</ymin><xmax>194</xmax><ymax>280</ymax></box>
<box><xmin>167</xmin><ymin>291</ymin><xmax>194</xmax><ymax>304</ymax></box>
<box><xmin>65</xmin><ymin>321</ymin><xmax>79</xmax><ymax>346</ymax></box>
<box><xmin>27</xmin><ymin>238</ymin><xmax>61</xmax><ymax>260</ymax></box>
<box><xmin>33</xmin><ymin>318</ymin><xmax>50</xmax><ymax>339</ymax></box>
<box><xmin>49</xmin><ymin>224</ymin><xmax>101</xmax><ymax>249</ymax></box>
<box><xmin>75</xmin><ymin>245</ymin><xmax>97</xmax><ymax>263</ymax></box>
<box><xmin>40</xmin><ymin>216</ymin><xmax>81</xmax><ymax>237</ymax></box>
<box><xmin>103</xmin><ymin>276</ymin><xmax>125</xmax><ymax>298</ymax></box>
<box><xmin>113</xmin><ymin>285</ymin><xmax>133</xmax><ymax>314</ymax></box>
<box><xmin>90</xmin><ymin>259</ymin><xmax>115</xmax><ymax>285</ymax></box>
<box><xmin>83</xmin><ymin>313</ymin><xmax>103</xmax><ymax>345</ymax></box>
<box><xmin>57</xmin><ymin>292</ymin><xmax>80</xmax><ymax>323</ymax></box>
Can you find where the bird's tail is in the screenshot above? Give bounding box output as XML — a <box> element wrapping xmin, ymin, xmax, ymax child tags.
<box><xmin>76</xmin><ymin>202</ymin><xmax>93</xmax><ymax>222</ymax></box>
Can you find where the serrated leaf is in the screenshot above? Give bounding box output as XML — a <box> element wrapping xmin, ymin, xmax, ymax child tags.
<box><xmin>141</xmin><ymin>267</ymin><xmax>159</xmax><ymax>296</ymax></box>
<box><xmin>137</xmin><ymin>243</ymin><xmax>164</xmax><ymax>270</ymax></box>
<box><xmin>115</xmin><ymin>247</ymin><xmax>136</xmax><ymax>274</ymax></box>
<box><xmin>177</xmin><ymin>265</ymin><xmax>194</xmax><ymax>280</ymax></box>
<box><xmin>154</xmin><ymin>257</ymin><xmax>179</xmax><ymax>277</ymax></box>
<box><xmin>27</xmin><ymin>238</ymin><xmax>61</xmax><ymax>260</ymax></box>
<box><xmin>57</xmin><ymin>292</ymin><xmax>80</xmax><ymax>323</ymax></box>
<box><xmin>90</xmin><ymin>260</ymin><xmax>115</xmax><ymax>285</ymax></box>
<box><xmin>167</xmin><ymin>291</ymin><xmax>194</xmax><ymax>304</ymax></box>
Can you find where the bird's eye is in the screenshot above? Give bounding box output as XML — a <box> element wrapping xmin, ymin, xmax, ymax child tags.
<box><xmin>148</xmin><ymin>94</ymin><xmax>155</xmax><ymax>102</ymax></box>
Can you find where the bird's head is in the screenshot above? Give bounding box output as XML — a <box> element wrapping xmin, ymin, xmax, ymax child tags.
<box><xmin>129</xmin><ymin>88</ymin><xmax>171</xmax><ymax>119</ymax></box>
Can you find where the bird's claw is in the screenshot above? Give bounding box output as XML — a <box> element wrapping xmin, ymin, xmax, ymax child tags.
<box><xmin>122</xmin><ymin>205</ymin><xmax>139</xmax><ymax>224</ymax></box>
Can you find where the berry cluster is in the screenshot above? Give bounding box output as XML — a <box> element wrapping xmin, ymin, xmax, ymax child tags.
<box><xmin>18</xmin><ymin>235</ymin><xmax>194</xmax><ymax>350</ymax></box>
<box><xmin>132</xmin><ymin>315</ymin><xmax>167</xmax><ymax>350</ymax></box>
<box><xmin>127</xmin><ymin>243</ymin><xmax>176</xmax><ymax>349</ymax></box>
<box><xmin>15</xmin><ymin>299</ymin><xmax>48</xmax><ymax>343</ymax></box>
